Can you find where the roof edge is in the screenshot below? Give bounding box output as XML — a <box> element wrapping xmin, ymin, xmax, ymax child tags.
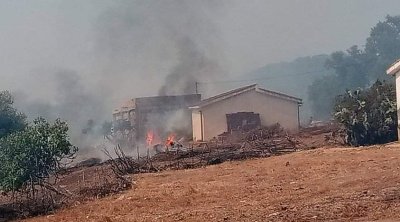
<box><xmin>387</xmin><ymin>59</ymin><xmax>400</xmax><ymax>75</ymax></box>
<box><xmin>256</xmin><ymin>88</ymin><xmax>302</xmax><ymax>104</ymax></box>
<box><xmin>190</xmin><ymin>84</ymin><xmax>302</xmax><ymax>109</ymax></box>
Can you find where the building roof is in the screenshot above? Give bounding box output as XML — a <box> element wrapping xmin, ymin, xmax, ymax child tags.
<box><xmin>112</xmin><ymin>94</ymin><xmax>201</xmax><ymax>114</ymax></box>
<box><xmin>135</xmin><ymin>94</ymin><xmax>201</xmax><ymax>109</ymax></box>
<box><xmin>190</xmin><ymin>84</ymin><xmax>302</xmax><ymax>109</ymax></box>
<box><xmin>387</xmin><ymin>59</ymin><xmax>400</xmax><ymax>75</ymax></box>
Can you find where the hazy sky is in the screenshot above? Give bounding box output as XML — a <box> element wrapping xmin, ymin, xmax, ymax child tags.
<box><xmin>1</xmin><ymin>0</ymin><xmax>400</xmax><ymax>103</ymax></box>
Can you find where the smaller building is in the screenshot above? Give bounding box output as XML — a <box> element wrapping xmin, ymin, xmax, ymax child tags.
<box><xmin>113</xmin><ymin>99</ymin><xmax>136</xmax><ymax>128</ymax></box>
<box><xmin>190</xmin><ymin>84</ymin><xmax>302</xmax><ymax>141</ymax></box>
<box><xmin>112</xmin><ymin>94</ymin><xmax>201</xmax><ymax>142</ymax></box>
<box><xmin>134</xmin><ymin>94</ymin><xmax>201</xmax><ymax>140</ymax></box>
<box><xmin>386</xmin><ymin>59</ymin><xmax>400</xmax><ymax>139</ymax></box>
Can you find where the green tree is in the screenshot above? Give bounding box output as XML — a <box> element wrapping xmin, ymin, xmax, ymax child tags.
<box><xmin>308</xmin><ymin>46</ymin><xmax>371</xmax><ymax>120</ymax></box>
<box><xmin>0</xmin><ymin>117</ymin><xmax>77</xmax><ymax>192</ymax></box>
<box><xmin>366</xmin><ymin>15</ymin><xmax>400</xmax><ymax>81</ymax></box>
<box><xmin>308</xmin><ymin>15</ymin><xmax>400</xmax><ymax>119</ymax></box>
<box><xmin>334</xmin><ymin>81</ymin><xmax>397</xmax><ymax>146</ymax></box>
<box><xmin>308</xmin><ymin>75</ymin><xmax>341</xmax><ymax>119</ymax></box>
<box><xmin>0</xmin><ymin>91</ymin><xmax>27</xmax><ymax>138</ymax></box>
<box><xmin>326</xmin><ymin>46</ymin><xmax>370</xmax><ymax>88</ymax></box>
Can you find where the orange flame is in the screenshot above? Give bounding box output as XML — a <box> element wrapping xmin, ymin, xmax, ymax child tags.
<box><xmin>165</xmin><ymin>134</ymin><xmax>175</xmax><ymax>146</ymax></box>
<box><xmin>146</xmin><ymin>130</ymin><xmax>154</xmax><ymax>146</ymax></box>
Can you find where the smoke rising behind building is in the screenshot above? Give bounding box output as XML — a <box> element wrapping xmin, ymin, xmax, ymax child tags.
<box><xmin>13</xmin><ymin>0</ymin><xmax>227</xmax><ymax>150</ymax></box>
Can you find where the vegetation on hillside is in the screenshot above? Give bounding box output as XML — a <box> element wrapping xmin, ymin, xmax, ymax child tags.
<box><xmin>309</xmin><ymin>15</ymin><xmax>400</xmax><ymax>119</ymax></box>
<box><xmin>249</xmin><ymin>15</ymin><xmax>400</xmax><ymax>121</ymax></box>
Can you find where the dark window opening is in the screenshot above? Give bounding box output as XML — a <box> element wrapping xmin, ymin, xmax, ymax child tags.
<box><xmin>226</xmin><ymin>112</ymin><xmax>261</xmax><ymax>132</ymax></box>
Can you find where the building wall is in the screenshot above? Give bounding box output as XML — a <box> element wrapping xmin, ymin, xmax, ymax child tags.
<box><xmin>192</xmin><ymin>111</ymin><xmax>203</xmax><ymax>141</ymax></box>
<box><xmin>396</xmin><ymin>73</ymin><xmax>400</xmax><ymax>139</ymax></box>
<box><xmin>193</xmin><ymin>89</ymin><xmax>300</xmax><ymax>141</ymax></box>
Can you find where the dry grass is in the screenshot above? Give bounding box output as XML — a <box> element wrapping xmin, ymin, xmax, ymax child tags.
<box><xmin>24</xmin><ymin>143</ymin><xmax>400</xmax><ymax>222</ymax></box>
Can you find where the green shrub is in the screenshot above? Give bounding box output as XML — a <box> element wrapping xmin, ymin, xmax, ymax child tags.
<box><xmin>334</xmin><ymin>81</ymin><xmax>397</xmax><ymax>146</ymax></box>
<box><xmin>0</xmin><ymin>91</ymin><xmax>27</xmax><ymax>139</ymax></box>
<box><xmin>0</xmin><ymin>117</ymin><xmax>77</xmax><ymax>192</ymax></box>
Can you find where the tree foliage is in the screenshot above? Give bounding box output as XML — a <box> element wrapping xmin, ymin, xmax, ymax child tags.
<box><xmin>308</xmin><ymin>75</ymin><xmax>341</xmax><ymax>119</ymax></box>
<box><xmin>309</xmin><ymin>15</ymin><xmax>400</xmax><ymax>119</ymax></box>
<box><xmin>334</xmin><ymin>81</ymin><xmax>397</xmax><ymax>146</ymax></box>
<box><xmin>0</xmin><ymin>91</ymin><xmax>27</xmax><ymax>139</ymax></box>
<box><xmin>366</xmin><ymin>15</ymin><xmax>400</xmax><ymax>80</ymax></box>
<box><xmin>0</xmin><ymin>117</ymin><xmax>77</xmax><ymax>192</ymax></box>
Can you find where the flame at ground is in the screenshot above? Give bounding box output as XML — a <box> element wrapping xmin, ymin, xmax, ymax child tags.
<box><xmin>166</xmin><ymin>134</ymin><xmax>175</xmax><ymax>146</ymax></box>
<box><xmin>146</xmin><ymin>130</ymin><xmax>154</xmax><ymax>146</ymax></box>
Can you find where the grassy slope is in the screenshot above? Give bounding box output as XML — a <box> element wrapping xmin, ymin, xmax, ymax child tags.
<box><xmin>26</xmin><ymin>144</ymin><xmax>400</xmax><ymax>222</ymax></box>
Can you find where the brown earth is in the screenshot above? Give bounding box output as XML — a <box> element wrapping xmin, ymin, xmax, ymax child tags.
<box><xmin>23</xmin><ymin>143</ymin><xmax>400</xmax><ymax>222</ymax></box>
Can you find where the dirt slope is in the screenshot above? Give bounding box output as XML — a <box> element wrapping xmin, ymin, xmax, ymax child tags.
<box><xmin>25</xmin><ymin>144</ymin><xmax>400</xmax><ymax>222</ymax></box>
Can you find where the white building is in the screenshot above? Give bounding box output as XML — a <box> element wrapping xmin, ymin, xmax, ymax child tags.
<box><xmin>386</xmin><ymin>59</ymin><xmax>400</xmax><ymax>138</ymax></box>
<box><xmin>190</xmin><ymin>84</ymin><xmax>302</xmax><ymax>141</ymax></box>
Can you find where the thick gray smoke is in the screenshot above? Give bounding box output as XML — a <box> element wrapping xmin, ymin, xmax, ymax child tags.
<box><xmin>158</xmin><ymin>37</ymin><xmax>221</xmax><ymax>95</ymax></box>
<box><xmin>12</xmin><ymin>1</ymin><xmax>228</xmax><ymax>159</ymax></box>
<box><xmin>14</xmin><ymin>69</ymin><xmax>107</xmax><ymax>146</ymax></box>
<box><xmin>94</xmin><ymin>0</ymin><xmax>227</xmax><ymax>98</ymax></box>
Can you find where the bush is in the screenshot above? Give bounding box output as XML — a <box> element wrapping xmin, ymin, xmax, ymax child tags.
<box><xmin>334</xmin><ymin>81</ymin><xmax>397</xmax><ymax>146</ymax></box>
<box><xmin>0</xmin><ymin>91</ymin><xmax>27</xmax><ymax>139</ymax></box>
<box><xmin>0</xmin><ymin>117</ymin><xmax>77</xmax><ymax>192</ymax></box>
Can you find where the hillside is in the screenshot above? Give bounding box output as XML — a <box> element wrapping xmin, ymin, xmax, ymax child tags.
<box><xmin>25</xmin><ymin>143</ymin><xmax>400</xmax><ymax>222</ymax></box>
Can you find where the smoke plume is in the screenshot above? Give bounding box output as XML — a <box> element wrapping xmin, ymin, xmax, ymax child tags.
<box><xmin>94</xmin><ymin>0</ymin><xmax>227</xmax><ymax>97</ymax></box>
<box><xmin>158</xmin><ymin>37</ymin><xmax>221</xmax><ymax>95</ymax></box>
<box><xmin>14</xmin><ymin>69</ymin><xmax>107</xmax><ymax>145</ymax></box>
<box><xmin>10</xmin><ymin>1</ymin><xmax>228</xmax><ymax>159</ymax></box>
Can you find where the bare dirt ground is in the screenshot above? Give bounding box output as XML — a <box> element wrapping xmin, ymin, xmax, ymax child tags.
<box><xmin>24</xmin><ymin>143</ymin><xmax>400</xmax><ymax>222</ymax></box>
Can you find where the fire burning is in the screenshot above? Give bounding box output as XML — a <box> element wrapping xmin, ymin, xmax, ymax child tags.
<box><xmin>166</xmin><ymin>134</ymin><xmax>176</xmax><ymax>146</ymax></box>
<box><xmin>146</xmin><ymin>130</ymin><xmax>181</xmax><ymax>153</ymax></box>
<box><xmin>146</xmin><ymin>130</ymin><xmax>154</xmax><ymax>146</ymax></box>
